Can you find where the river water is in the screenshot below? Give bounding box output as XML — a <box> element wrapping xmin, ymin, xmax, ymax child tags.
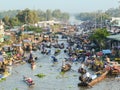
<box><xmin>0</xmin><ymin>35</ymin><xmax>120</xmax><ymax>90</ymax></box>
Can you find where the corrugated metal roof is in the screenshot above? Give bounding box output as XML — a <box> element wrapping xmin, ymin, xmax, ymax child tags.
<box><xmin>107</xmin><ymin>34</ymin><xmax>120</xmax><ymax>41</ymax></box>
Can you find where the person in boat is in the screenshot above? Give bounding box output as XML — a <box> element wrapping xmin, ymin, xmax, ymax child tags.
<box><xmin>109</xmin><ymin>62</ymin><xmax>120</xmax><ymax>74</ymax></box>
<box><xmin>51</xmin><ymin>56</ymin><xmax>58</xmax><ymax>63</ymax></box>
<box><xmin>46</xmin><ymin>50</ymin><xmax>51</xmax><ymax>55</ymax></box>
<box><xmin>83</xmin><ymin>72</ymin><xmax>92</xmax><ymax>83</ymax></box>
<box><xmin>62</xmin><ymin>59</ymin><xmax>71</xmax><ymax>69</ymax></box>
<box><xmin>79</xmin><ymin>75</ymin><xmax>84</xmax><ymax>82</ymax></box>
<box><xmin>78</xmin><ymin>67</ymin><xmax>86</xmax><ymax>75</ymax></box>
<box><xmin>29</xmin><ymin>51</ymin><xmax>33</xmax><ymax>60</ymax></box>
<box><xmin>62</xmin><ymin>60</ymin><xmax>66</xmax><ymax>68</ymax></box>
<box><xmin>78</xmin><ymin>64</ymin><xmax>86</xmax><ymax>75</ymax></box>
<box><xmin>31</xmin><ymin>60</ymin><xmax>35</xmax><ymax>66</ymax></box>
<box><xmin>105</xmin><ymin>55</ymin><xmax>111</xmax><ymax>64</ymax></box>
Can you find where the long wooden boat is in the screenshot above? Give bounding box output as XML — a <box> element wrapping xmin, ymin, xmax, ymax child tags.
<box><xmin>61</xmin><ymin>64</ymin><xmax>71</xmax><ymax>72</ymax></box>
<box><xmin>78</xmin><ymin>71</ymin><xmax>108</xmax><ymax>87</ymax></box>
<box><xmin>23</xmin><ymin>76</ymin><xmax>35</xmax><ymax>87</ymax></box>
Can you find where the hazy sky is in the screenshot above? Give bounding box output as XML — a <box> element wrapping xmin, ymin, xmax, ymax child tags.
<box><xmin>0</xmin><ymin>0</ymin><xmax>119</xmax><ymax>13</ymax></box>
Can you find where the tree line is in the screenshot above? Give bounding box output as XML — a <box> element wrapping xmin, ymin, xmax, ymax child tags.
<box><xmin>0</xmin><ymin>9</ymin><xmax>69</xmax><ymax>28</ymax></box>
<box><xmin>75</xmin><ymin>6</ymin><xmax>120</xmax><ymax>24</ymax></box>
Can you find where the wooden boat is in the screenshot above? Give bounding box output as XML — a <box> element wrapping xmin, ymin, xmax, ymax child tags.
<box><xmin>61</xmin><ymin>64</ymin><xmax>71</xmax><ymax>72</ymax></box>
<box><xmin>23</xmin><ymin>76</ymin><xmax>35</xmax><ymax>87</ymax></box>
<box><xmin>32</xmin><ymin>47</ymin><xmax>37</xmax><ymax>51</ymax></box>
<box><xmin>78</xmin><ymin>70</ymin><xmax>108</xmax><ymax>87</ymax></box>
<box><xmin>54</xmin><ymin>50</ymin><xmax>61</xmax><ymax>56</ymax></box>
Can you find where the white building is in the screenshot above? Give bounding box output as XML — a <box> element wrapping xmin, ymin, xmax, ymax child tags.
<box><xmin>111</xmin><ymin>17</ymin><xmax>120</xmax><ymax>26</ymax></box>
<box><xmin>36</xmin><ymin>20</ymin><xmax>60</xmax><ymax>27</ymax></box>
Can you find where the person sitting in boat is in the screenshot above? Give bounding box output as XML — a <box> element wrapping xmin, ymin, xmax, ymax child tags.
<box><xmin>16</xmin><ymin>53</ymin><xmax>21</xmax><ymax>60</ymax></box>
<box><xmin>110</xmin><ymin>62</ymin><xmax>120</xmax><ymax>73</ymax></box>
<box><xmin>78</xmin><ymin>64</ymin><xmax>86</xmax><ymax>74</ymax></box>
<box><xmin>78</xmin><ymin>67</ymin><xmax>86</xmax><ymax>75</ymax></box>
<box><xmin>51</xmin><ymin>56</ymin><xmax>58</xmax><ymax>63</ymax></box>
<box><xmin>46</xmin><ymin>50</ymin><xmax>51</xmax><ymax>55</ymax></box>
<box><xmin>84</xmin><ymin>72</ymin><xmax>92</xmax><ymax>83</ymax></box>
<box><xmin>105</xmin><ymin>55</ymin><xmax>111</xmax><ymax>64</ymax></box>
<box><xmin>79</xmin><ymin>75</ymin><xmax>84</xmax><ymax>82</ymax></box>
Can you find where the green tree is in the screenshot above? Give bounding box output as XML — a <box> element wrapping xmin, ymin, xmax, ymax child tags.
<box><xmin>76</xmin><ymin>11</ymin><xmax>110</xmax><ymax>24</ymax></box>
<box><xmin>37</xmin><ymin>10</ymin><xmax>46</xmax><ymax>21</ymax></box>
<box><xmin>46</xmin><ymin>9</ymin><xmax>52</xmax><ymax>21</ymax></box>
<box><xmin>16</xmin><ymin>9</ymin><xmax>39</xmax><ymax>24</ymax></box>
<box><xmin>61</xmin><ymin>13</ymin><xmax>69</xmax><ymax>22</ymax></box>
<box><xmin>52</xmin><ymin>9</ymin><xmax>61</xmax><ymax>20</ymax></box>
<box><xmin>9</xmin><ymin>17</ymin><xmax>21</xmax><ymax>27</ymax></box>
<box><xmin>90</xmin><ymin>28</ymin><xmax>110</xmax><ymax>49</ymax></box>
<box><xmin>25</xmin><ymin>26</ymin><xmax>43</xmax><ymax>33</ymax></box>
<box><xmin>2</xmin><ymin>15</ymin><xmax>10</xmax><ymax>25</ymax></box>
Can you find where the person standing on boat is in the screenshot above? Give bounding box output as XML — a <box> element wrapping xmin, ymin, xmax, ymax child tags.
<box><xmin>105</xmin><ymin>55</ymin><xmax>111</xmax><ymax>64</ymax></box>
<box><xmin>29</xmin><ymin>53</ymin><xmax>33</xmax><ymax>59</ymax></box>
<box><xmin>51</xmin><ymin>56</ymin><xmax>58</xmax><ymax>63</ymax></box>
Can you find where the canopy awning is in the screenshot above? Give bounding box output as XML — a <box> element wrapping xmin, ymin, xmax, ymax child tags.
<box><xmin>107</xmin><ymin>34</ymin><xmax>120</xmax><ymax>41</ymax></box>
<box><xmin>13</xmin><ymin>44</ymin><xmax>22</xmax><ymax>47</ymax></box>
<box><xmin>102</xmin><ymin>49</ymin><xmax>111</xmax><ymax>54</ymax></box>
<box><xmin>23</xmin><ymin>39</ymin><xmax>31</xmax><ymax>42</ymax></box>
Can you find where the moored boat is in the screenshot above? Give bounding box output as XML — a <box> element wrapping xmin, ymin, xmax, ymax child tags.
<box><xmin>54</xmin><ymin>49</ymin><xmax>61</xmax><ymax>56</ymax></box>
<box><xmin>78</xmin><ymin>70</ymin><xmax>108</xmax><ymax>87</ymax></box>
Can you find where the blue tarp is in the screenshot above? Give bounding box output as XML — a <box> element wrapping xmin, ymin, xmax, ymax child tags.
<box><xmin>102</xmin><ymin>49</ymin><xmax>111</xmax><ymax>54</ymax></box>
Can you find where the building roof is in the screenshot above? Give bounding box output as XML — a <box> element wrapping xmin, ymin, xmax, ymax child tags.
<box><xmin>107</xmin><ymin>34</ymin><xmax>120</xmax><ymax>41</ymax></box>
